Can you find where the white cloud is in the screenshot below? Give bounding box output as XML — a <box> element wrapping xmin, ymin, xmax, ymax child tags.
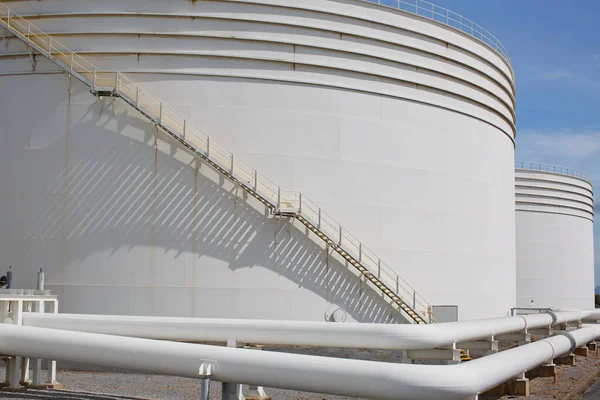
<box><xmin>516</xmin><ymin>130</ymin><xmax>600</xmax><ymax>195</ymax></box>
<box><xmin>517</xmin><ymin>130</ymin><xmax>600</xmax><ymax>159</ymax></box>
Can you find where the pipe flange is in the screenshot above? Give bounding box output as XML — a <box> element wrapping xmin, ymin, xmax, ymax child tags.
<box><xmin>518</xmin><ymin>315</ymin><xmax>528</xmax><ymax>330</ymax></box>
<box><xmin>544</xmin><ymin>310</ymin><xmax>558</xmax><ymax>326</ymax></box>
<box><xmin>554</xmin><ymin>331</ymin><xmax>577</xmax><ymax>355</ymax></box>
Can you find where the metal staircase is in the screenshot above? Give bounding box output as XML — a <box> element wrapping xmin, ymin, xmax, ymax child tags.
<box><xmin>0</xmin><ymin>3</ymin><xmax>432</xmax><ymax>324</ymax></box>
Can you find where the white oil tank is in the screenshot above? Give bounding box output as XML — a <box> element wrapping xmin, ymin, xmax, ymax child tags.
<box><xmin>0</xmin><ymin>0</ymin><xmax>516</xmax><ymax>321</ymax></box>
<box><xmin>515</xmin><ymin>164</ymin><xmax>595</xmax><ymax>310</ymax></box>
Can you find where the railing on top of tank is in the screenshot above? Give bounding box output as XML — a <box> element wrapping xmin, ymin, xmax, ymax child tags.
<box><xmin>517</xmin><ymin>162</ymin><xmax>590</xmax><ymax>182</ymax></box>
<box><xmin>363</xmin><ymin>0</ymin><xmax>511</xmax><ymax>67</ymax></box>
<box><xmin>0</xmin><ymin>2</ymin><xmax>433</xmax><ymax>323</ymax></box>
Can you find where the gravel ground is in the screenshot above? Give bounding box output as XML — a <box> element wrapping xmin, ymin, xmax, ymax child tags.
<box><xmin>489</xmin><ymin>353</ymin><xmax>600</xmax><ymax>400</ymax></box>
<box><xmin>0</xmin><ymin>365</ymin><xmax>360</xmax><ymax>400</ymax></box>
<box><xmin>1</xmin><ymin>352</ymin><xmax>600</xmax><ymax>400</ymax></box>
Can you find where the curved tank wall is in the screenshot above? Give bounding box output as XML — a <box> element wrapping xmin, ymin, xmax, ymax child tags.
<box><xmin>515</xmin><ymin>168</ymin><xmax>595</xmax><ymax>310</ymax></box>
<box><xmin>0</xmin><ymin>0</ymin><xmax>516</xmax><ymax>321</ymax></box>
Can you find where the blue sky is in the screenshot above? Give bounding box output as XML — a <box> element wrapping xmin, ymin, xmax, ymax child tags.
<box><xmin>428</xmin><ymin>0</ymin><xmax>600</xmax><ymax>285</ymax></box>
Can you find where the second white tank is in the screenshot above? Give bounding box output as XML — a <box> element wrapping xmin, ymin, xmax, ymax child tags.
<box><xmin>515</xmin><ymin>165</ymin><xmax>595</xmax><ymax>310</ymax></box>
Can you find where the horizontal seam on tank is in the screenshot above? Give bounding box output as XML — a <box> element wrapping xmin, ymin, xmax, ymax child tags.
<box><xmin>514</xmin><ymin>207</ymin><xmax>594</xmax><ymax>222</ymax></box>
<box><xmin>515</xmin><ymin>176</ymin><xmax>594</xmax><ymax>195</ymax></box>
<box><xmin>515</xmin><ymin>186</ymin><xmax>594</xmax><ymax>199</ymax></box>
<box><xmin>515</xmin><ymin>208</ymin><xmax>594</xmax><ymax>222</ymax></box>
<box><xmin>0</xmin><ymin>48</ymin><xmax>516</xmax><ymax>133</ymax></box>
<box><xmin>280</xmin><ymin>198</ymin><xmax>508</xmax><ymax>218</ymax></box>
<box><xmin>38</xmin><ymin>284</ymin><xmax>328</xmax><ymax>290</ymax></box>
<box><xmin>15</xmin><ymin>10</ymin><xmax>516</xmax><ymax>94</ymax></box>
<box><xmin>3</xmin><ymin>29</ymin><xmax>515</xmax><ymax>110</ymax></box>
<box><xmin>0</xmin><ymin>64</ymin><xmax>516</xmax><ymax>144</ymax></box>
<box><xmin>515</xmin><ymin>202</ymin><xmax>594</xmax><ymax>216</ymax></box>
<box><xmin>219</xmin><ymin>0</ymin><xmax>515</xmax><ymax>82</ymax></box>
<box><xmin>514</xmin><ymin>192</ymin><xmax>594</xmax><ymax>209</ymax></box>
<box><xmin>241</xmin><ymin>151</ymin><xmax>514</xmax><ymax>185</ymax></box>
<box><xmin>515</xmin><ymin>182</ymin><xmax>594</xmax><ymax>197</ymax></box>
<box><xmin>515</xmin><ymin>190</ymin><xmax>594</xmax><ymax>204</ymax></box>
<box><xmin>29</xmin><ymin>48</ymin><xmax>515</xmax><ymax>125</ymax></box>
<box><xmin>515</xmin><ymin>203</ymin><xmax>595</xmax><ymax>219</ymax></box>
<box><xmin>515</xmin><ymin>185</ymin><xmax>594</xmax><ymax>202</ymax></box>
<box><xmin>7</xmin><ymin>16</ymin><xmax>516</xmax><ymax>103</ymax></box>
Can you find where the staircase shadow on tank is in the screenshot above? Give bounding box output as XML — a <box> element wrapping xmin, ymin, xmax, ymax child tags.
<box><xmin>6</xmin><ymin>75</ymin><xmax>408</xmax><ymax>324</ymax></box>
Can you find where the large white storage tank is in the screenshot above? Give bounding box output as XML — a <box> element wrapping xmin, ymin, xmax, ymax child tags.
<box><xmin>0</xmin><ymin>0</ymin><xmax>516</xmax><ymax>321</ymax></box>
<box><xmin>515</xmin><ymin>165</ymin><xmax>595</xmax><ymax>310</ymax></box>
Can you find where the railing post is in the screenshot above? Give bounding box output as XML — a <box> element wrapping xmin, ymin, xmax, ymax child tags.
<box><xmin>206</xmin><ymin>136</ymin><xmax>210</xmax><ymax>157</ymax></box>
<box><xmin>298</xmin><ymin>193</ymin><xmax>302</xmax><ymax>214</ymax></box>
<box><xmin>27</xmin><ymin>23</ymin><xmax>31</xmax><ymax>41</ymax></box>
<box><xmin>317</xmin><ymin>208</ymin><xmax>321</xmax><ymax>230</ymax></box>
<box><xmin>230</xmin><ymin>154</ymin><xmax>234</xmax><ymax>174</ymax></box>
<box><xmin>48</xmin><ymin>37</ymin><xmax>52</xmax><ymax>54</ymax></box>
<box><xmin>253</xmin><ymin>170</ymin><xmax>258</xmax><ymax>191</ymax></box>
<box><xmin>277</xmin><ymin>188</ymin><xmax>281</xmax><ymax>210</ymax></box>
<box><xmin>338</xmin><ymin>226</ymin><xmax>342</xmax><ymax>246</ymax></box>
<box><xmin>377</xmin><ymin>259</ymin><xmax>381</xmax><ymax>279</ymax></box>
<box><xmin>92</xmin><ymin>68</ymin><xmax>97</xmax><ymax>90</ymax></box>
<box><xmin>6</xmin><ymin>10</ymin><xmax>9</xmax><ymax>28</ymax></box>
<box><xmin>358</xmin><ymin>242</ymin><xmax>362</xmax><ymax>262</ymax></box>
<box><xmin>159</xmin><ymin>103</ymin><xmax>163</xmax><ymax>124</ymax></box>
<box><xmin>135</xmin><ymin>86</ymin><xmax>140</xmax><ymax>106</ymax></box>
<box><xmin>413</xmin><ymin>291</ymin><xmax>416</xmax><ymax>309</ymax></box>
<box><xmin>396</xmin><ymin>276</ymin><xmax>399</xmax><ymax>295</ymax></box>
<box><xmin>182</xmin><ymin>119</ymin><xmax>186</xmax><ymax>140</ymax></box>
<box><xmin>70</xmin><ymin>52</ymin><xmax>74</xmax><ymax>73</ymax></box>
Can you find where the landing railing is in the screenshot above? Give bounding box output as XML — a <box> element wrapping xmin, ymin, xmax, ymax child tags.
<box><xmin>0</xmin><ymin>2</ymin><xmax>432</xmax><ymax>323</ymax></box>
<box><xmin>517</xmin><ymin>162</ymin><xmax>590</xmax><ymax>182</ymax></box>
<box><xmin>364</xmin><ymin>0</ymin><xmax>511</xmax><ymax>67</ymax></box>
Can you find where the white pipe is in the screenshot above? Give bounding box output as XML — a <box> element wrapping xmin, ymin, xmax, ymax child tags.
<box><xmin>21</xmin><ymin>310</ymin><xmax>600</xmax><ymax>350</ymax></box>
<box><xmin>468</xmin><ymin>326</ymin><xmax>598</xmax><ymax>386</ymax></box>
<box><xmin>1</xmin><ymin>323</ymin><xmax>599</xmax><ymax>400</ymax></box>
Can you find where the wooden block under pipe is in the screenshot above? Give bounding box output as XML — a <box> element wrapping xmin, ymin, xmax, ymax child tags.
<box><xmin>526</xmin><ymin>364</ymin><xmax>556</xmax><ymax>378</ymax></box>
<box><xmin>574</xmin><ymin>347</ymin><xmax>589</xmax><ymax>357</ymax></box>
<box><xmin>555</xmin><ymin>354</ymin><xmax>576</xmax><ymax>365</ymax></box>
<box><xmin>481</xmin><ymin>378</ymin><xmax>529</xmax><ymax>397</ymax></box>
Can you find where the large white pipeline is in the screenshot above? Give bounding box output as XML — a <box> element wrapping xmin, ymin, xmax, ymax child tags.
<box><xmin>1</xmin><ymin>323</ymin><xmax>599</xmax><ymax>400</ymax></box>
<box><xmin>21</xmin><ymin>310</ymin><xmax>600</xmax><ymax>350</ymax></box>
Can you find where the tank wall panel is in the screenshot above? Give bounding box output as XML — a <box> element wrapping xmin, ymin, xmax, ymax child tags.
<box><xmin>516</xmin><ymin>212</ymin><xmax>594</xmax><ymax>310</ymax></box>
<box><xmin>0</xmin><ymin>0</ymin><xmax>516</xmax><ymax>321</ymax></box>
